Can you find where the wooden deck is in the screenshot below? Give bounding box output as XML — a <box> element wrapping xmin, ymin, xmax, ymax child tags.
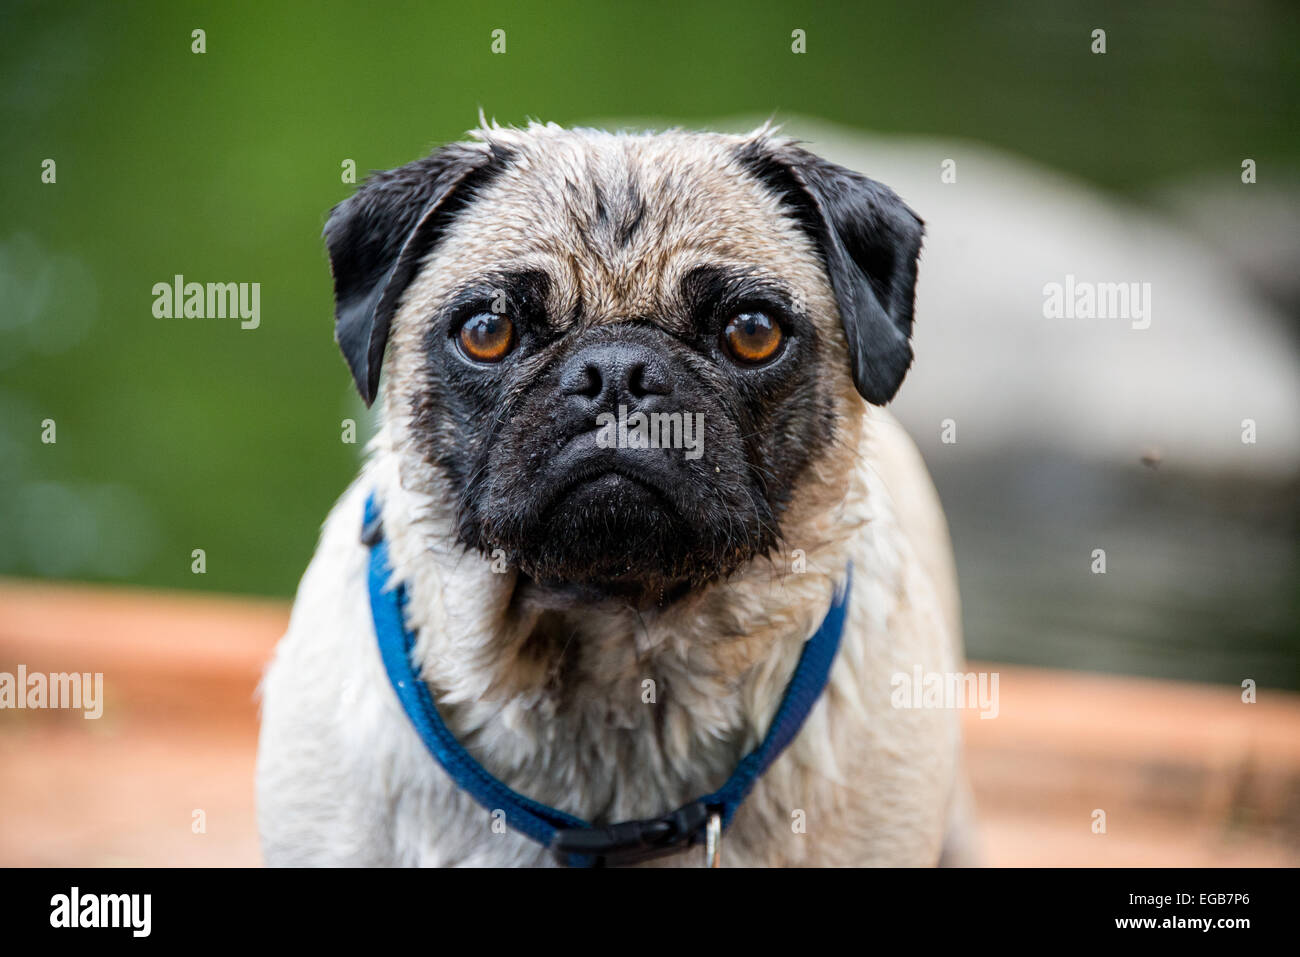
<box><xmin>1</xmin><ymin>579</ymin><xmax>1296</xmax><ymax>866</ymax></box>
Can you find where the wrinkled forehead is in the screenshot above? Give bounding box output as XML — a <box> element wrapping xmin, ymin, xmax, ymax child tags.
<box><xmin>424</xmin><ymin>131</ymin><xmax>822</xmax><ymax>322</ymax></box>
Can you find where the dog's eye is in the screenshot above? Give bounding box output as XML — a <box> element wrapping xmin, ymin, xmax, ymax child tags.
<box><xmin>722</xmin><ymin>312</ymin><xmax>782</xmax><ymax>364</ymax></box>
<box><xmin>458</xmin><ymin>313</ymin><xmax>515</xmax><ymax>363</ymax></box>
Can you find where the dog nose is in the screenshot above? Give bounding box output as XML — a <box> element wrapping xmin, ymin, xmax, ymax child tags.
<box><xmin>559</xmin><ymin>341</ymin><xmax>673</xmax><ymax>411</ymax></box>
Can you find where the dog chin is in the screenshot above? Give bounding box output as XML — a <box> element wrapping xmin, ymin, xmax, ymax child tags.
<box><xmin>511</xmin><ymin>572</ymin><xmax>696</xmax><ymax>612</ymax></box>
<box><xmin>482</xmin><ymin>476</ymin><xmax>756</xmax><ymax>609</ymax></box>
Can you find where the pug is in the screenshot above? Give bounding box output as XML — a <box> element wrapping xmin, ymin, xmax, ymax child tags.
<box><xmin>255</xmin><ymin>122</ymin><xmax>973</xmax><ymax>867</ymax></box>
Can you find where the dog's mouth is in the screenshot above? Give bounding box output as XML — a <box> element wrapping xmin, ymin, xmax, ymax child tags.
<box><xmin>476</xmin><ymin>445</ymin><xmax>726</xmax><ymax>606</ymax></box>
<box><xmin>541</xmin><ymin>457</ymin><xmax>679</xmax><ymax>520</ymax></box>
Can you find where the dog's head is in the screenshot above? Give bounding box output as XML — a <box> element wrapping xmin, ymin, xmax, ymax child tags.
<box><xmin>325</xmin><ymin>124</ymin><xmax>923</xmax><ymax>606</ymax></box>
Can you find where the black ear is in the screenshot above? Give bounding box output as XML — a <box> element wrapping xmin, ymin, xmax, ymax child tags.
<box><xmin>324</xmin><ymin>142</ymin><xmax>508</xmax><ymax>405</ymax></box>
<box><xmin>735</xmin><ymin>140</ymin><xmax>924</xmax><ymax>405</ymax></box>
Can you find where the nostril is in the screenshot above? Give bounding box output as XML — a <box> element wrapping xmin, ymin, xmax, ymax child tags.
<box><xmin>580</xmin><ymin>364</ymin><xmax>604</xmax><ymax>398</ymax></box>
<box><xmin>627</xmin><ymin>363</ymin><xmax>647</xmax><ymax>399</ymax></box>
<box><xmin>566</xmin><ymin>363</ymin><xmax>602</xmax><ymax>399</ymax></box>
<box><xmin>628</xmin><ymin>360</ymin><xmax>671</xmax><ymax>398</ymax></box>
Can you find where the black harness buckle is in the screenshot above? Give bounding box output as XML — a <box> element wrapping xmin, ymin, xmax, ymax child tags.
<box><xmin>551</xmin><ymin>801</ymin><xmax>714</xmax><ymax>867</ymax></box>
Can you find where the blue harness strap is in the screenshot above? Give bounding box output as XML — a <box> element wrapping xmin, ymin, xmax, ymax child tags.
<box><xmin>364</xmin><ymin>492</ymin><xmax>850</xmax><ymax>866</ymax></box>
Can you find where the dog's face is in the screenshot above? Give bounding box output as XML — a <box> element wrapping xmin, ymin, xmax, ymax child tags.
<box><xmin>325</xmin><ymin>125</ymin><xmax>923</xmax><ymax>606</ymax></box>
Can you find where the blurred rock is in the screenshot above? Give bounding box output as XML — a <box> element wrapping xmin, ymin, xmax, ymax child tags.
<box><xmin>785</xmin><ymin>119</ymin><xmax>1300</xmax><ymax>478</ymax></box>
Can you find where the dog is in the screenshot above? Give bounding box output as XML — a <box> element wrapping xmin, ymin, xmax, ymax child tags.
<box><xmin>255</xmin><ymin>121</ymin><xmax>972</xmax><ymax>867</ymax></box>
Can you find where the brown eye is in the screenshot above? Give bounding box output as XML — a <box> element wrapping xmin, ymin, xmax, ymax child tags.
<box><xmin>723</xmin><ymin>312</ymin><xmax>782</xmax><ymax>364</ymax></box>
<box><xmin>458</xmin><ymin>313</ymin><xmax>515</xmax><ymax>363</ymax></box>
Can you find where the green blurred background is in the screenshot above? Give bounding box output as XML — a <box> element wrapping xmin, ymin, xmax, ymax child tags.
<box><xmin>1</xmin><ymin>1</ymin><xmax>1296</xmax><ymax>682</ymax></box>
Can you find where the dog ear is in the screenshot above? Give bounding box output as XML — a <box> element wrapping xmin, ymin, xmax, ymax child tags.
<box><xmin>324</xmin><ymin>142</ymin><xmax>507</xmax><ymax>405</ymax></box>
<box><xmin>735</xmin><ymin>140</ymin><xmax>924</xmax><ymax>405</ymax></box>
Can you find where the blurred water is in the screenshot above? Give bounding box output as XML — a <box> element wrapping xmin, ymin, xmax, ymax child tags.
<box><xmin>934</xmin><ymin>452</ymin><xmax>1299</xmax><ymax>689</ymax></box>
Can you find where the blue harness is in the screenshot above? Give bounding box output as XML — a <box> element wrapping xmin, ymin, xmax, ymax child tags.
<box><xmin>364</xmin><ymin>493</ymin><xmax>849</xmax><ymax>867</ymax></box>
